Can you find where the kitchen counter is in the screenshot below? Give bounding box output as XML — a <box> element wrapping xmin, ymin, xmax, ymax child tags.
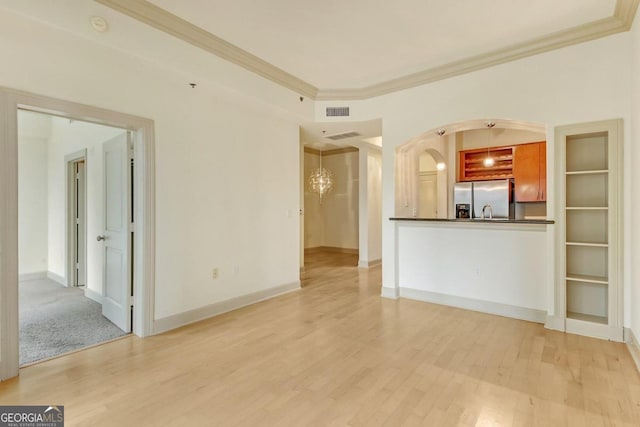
<box><xmin>390</xmin><ymin>217</ymin><xmax>554</xmax><ymax>225</ymax></box>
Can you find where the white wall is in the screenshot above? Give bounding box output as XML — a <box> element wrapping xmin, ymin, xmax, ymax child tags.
<box><xmin>318</xmin><ymin>31</ymin><xmax>632</xmax><ymax>322</ymax></box>
<box><xmin>17</xmin><ymin>112</ymin><xmax>50</xmax><ymax>276</ymax></box>
<box><xmin>381</xmin><ymin>33</ymin><xmax>632</xmax><ymax>322</ymax></box>
<box><xmin>46</xmin><ymin>117</ymin><xmax>125</xmax><ymax>294</ymax></box>
<box><xmin>323</xmin><ymin>151</ymin><xmax>359</xmax><ymax>249</ymax></box>
<box><xmin>304</xmin><ymin>150</ymin><xmax>359</xmax><ymax>250</ymax></box>
<box><xmin>367</xmin><ymin>150</ymin><xmax>382</xmax><ymax>262</ymax></box>
<box><xmin>3</xmin><ymin>2</ymin><xmax>640</xmax><ymax>338</ymax></box>
<box><xmin>398</xmin><ymin>222</ymin><xmax>548</xmax><ymax>314</ymax></box>
<box><xmin>631</xmin><ymin>8</ymin><xmax>640</xmax><ymax>341</ymax></box>
<box><xmin>303</xmin><ymin>152</ymin><xmax>324</xmax><ymax>248</ymax></box>
<box><xmin>0</xmin><ymin>7</ymin><xmax>301</xmax><ymax>321</ymax></box>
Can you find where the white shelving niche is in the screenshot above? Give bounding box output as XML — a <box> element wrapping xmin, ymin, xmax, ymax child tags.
<box><xmin>555</xmin><ymin>120</ymin><xmax>623</xmax><ymax>341</ymax></box>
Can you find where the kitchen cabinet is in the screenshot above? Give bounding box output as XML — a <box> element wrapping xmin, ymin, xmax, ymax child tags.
<box><xmin>555</xmin><ymin>119</ymin><xmax>622</xmax><ymax>342</ymax></box>
<box><xmin>458</xmin><ymin>145</ymin><xmax>513</xmax><ymax>182</ymax></box>
<box><xmin>513</xmin><ymin>141</ymin><xmax>546</xmax><ymax>202</ymax></box>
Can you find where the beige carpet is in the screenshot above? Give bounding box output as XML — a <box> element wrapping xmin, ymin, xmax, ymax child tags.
<box><xmin>19</xmin><ymin>278</ymin><xmax>127</xmax><ymax>365</ymax></box>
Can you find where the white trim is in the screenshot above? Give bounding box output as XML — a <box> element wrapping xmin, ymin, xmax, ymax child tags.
<box><xmin>95</xmin><ymin>0</ymin><xmax>318</xmax><ymax>99</ymax></box>
<box><xmin>358</xmin><ymin>259</ymin><xmax>381</xmax><ymax>269</ymax></box>
<box><xmin>97</xmin><ymin>0</ymin><xmax>637</xmax><ymax>100</ymax></box>
<box><xmin>565</xmin><ymin>318</ymin><xmax>614</xmax><ymax>341</ymax></box>
<box><xmin>18</xmin><ymin>271</ymin><xmax>47</xmax><ymax>282</ymax></box>
<box><xmin>380</xmin><ymin>286</ymin><xmax>399</xmax><ymax>300</ymax></box>
<box><xmin>544</xmin><ymin>315</ymin><xmax>565</xmax><ymax>332</ymax></box>
<box><xmin>554</xmin><ymin>119</ymin><xmax>624</xmax><ymax>342</ymax></box>
<box><xmin>399</xmin><ymin>287</ymin><xmax>547</xmax><ymax>324</ymax></box>
<box><xmin>0</xmin><ymin>89</ymin><xmax>19</xmax><ymax>380</ymax></box>
<box><xmin>46</xmin><ymin>271</ymin><xmax>66</xmax><ymax>287</ymax></box>
<box><xmin>626</xmin><ymin>328</ymin><xmax>640</xmax><ymax>373</ymax></box>
<box><xmin>153</xmin><ymin>281</ymin><xmax>301</xmax><ymax>335</ymax></box>
<box><xmin>0</xmin><ymin>87</ymin><xmax>156</xmax><ymax>380</ymax></box>
<box><xmin>84</xmin><ymin>287</ymin><xmax>104</xmax><ymax>305</ymax></box>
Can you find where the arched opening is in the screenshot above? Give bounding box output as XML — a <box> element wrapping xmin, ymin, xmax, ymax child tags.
<box><xmin>395</xmin><ymin>118</ymin><xmax>546</xmax><ymax>219</ymax></box>
<box><xmin>417</xmin><ymin>149</ymin><xmax>447</xmax><ymax>218</ymax></box>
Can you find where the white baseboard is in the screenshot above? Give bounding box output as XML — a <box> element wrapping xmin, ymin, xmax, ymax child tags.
<box><xmin>399</xmin><ymin>287</ymin><xmax>546</xmax><ymax>324</ymax></box>
<box><xmin>19</xmin><ymin>271</ymin><xmax>47</xmax><ymax>282</ymax></box>
<box><xmin>381</xmin><ymin>286</ymin><xmax>399</xmax><ymax>299</ymax></box>
<box><xmin>84</xmin><ymin>287</ymin><xmax>103</xmax><ymax>305</ymax></box>
<box><xmin>305</xmin><ymin>246</ymin><xmax>359</xmax><ymax>255</ymax></box>
<box><xmin>358</xmin><ymin>259</ymin><xmax>381</xmax><ymax>269</ymax></box>
<box><xmin>47</xmin><ymin>271</ymin><xmax>67</xmax><ymax>286</ymax></box>
<box><xmin>626</xmin><ymin>328</ymin><xmax>640</xmax><ymax>373</ymax></box>
<box><xmin>153</xmin><ymin>281</ymin><xmax>301</xmax><ymax>335</ymax></box>
<box><xmin>545</xmin><ymin>315</ymin><xmax>565</xmax><ymax>332</ymax></box>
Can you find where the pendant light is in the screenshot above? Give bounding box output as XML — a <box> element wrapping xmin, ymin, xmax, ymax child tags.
<box><xmin>308</xmin><ymin>150</ymin><xmax>334</xmax><ymax>203</ymax></box>
<box><xmin>483</xmin><ymin>121</ymin><xmax>496</xmax><ymax>167</ymax></box>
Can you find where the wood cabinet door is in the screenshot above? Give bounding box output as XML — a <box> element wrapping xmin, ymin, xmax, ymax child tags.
<box><xmin>538</xmin><ymin>143</ymin><xmax>546</xmax><ymax>201</ymax></box>
<box><xmin>514</xmin><ymin>142</ymin><xmax>542</xmax><ymax>202</ymax></box>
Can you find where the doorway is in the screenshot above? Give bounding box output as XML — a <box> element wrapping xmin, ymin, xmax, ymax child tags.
<box><xmin>18</xmin><ymin>111</ymin><xmax>134</xmax><ymax>366</ymax></box>
<box><xmin>68</xmin><ymin>153</ymin><xmax>87</xmax><ymax>288</ymax></box>
<box><xmin>0</xmin><ymin>88</ymin><xmax>156</xmax><ymax>380</ymax></box>
<box><xmin>418</xmin><ymin>172</ymin><xmax>438</xmax><ymax>218</ymax></box>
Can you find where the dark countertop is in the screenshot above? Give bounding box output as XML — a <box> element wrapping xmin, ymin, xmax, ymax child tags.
<box><xmin>389</xmin><ymin>217</ymin><xmax>554</xmax><ymax>225</ymax></box>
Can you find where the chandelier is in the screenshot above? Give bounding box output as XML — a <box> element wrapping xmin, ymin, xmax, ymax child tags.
<box><xmin>308</xmin><ymin>151</ymin><xmax>333</xmax><ymax>202</ymax></box>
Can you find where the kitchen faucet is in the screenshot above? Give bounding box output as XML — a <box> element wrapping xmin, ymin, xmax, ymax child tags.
<box><xmin>481</xmin><ymin>204</ymin><xmax>493</xmax><ymax>219</ymax></box>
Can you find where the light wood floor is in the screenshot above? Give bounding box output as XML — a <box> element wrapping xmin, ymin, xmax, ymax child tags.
<box><xmin>1</xmin><ymin>251</ymin><xmax>639</xmax><ymax>426</ymax></box>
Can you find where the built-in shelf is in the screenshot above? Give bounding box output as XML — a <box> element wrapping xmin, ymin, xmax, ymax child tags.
<box><xmin>567</xmin><ymin>312</ymin><xmax>608</xmax><ymax>325</ymax></box>
<box><xmin>459</xmin><ymin>146</ymin><xmax>514</xmax><ymax>181</ymax></box>
<box><xmin>565</xmin><ymin>169</ymin><xmax>608</xmax><ymax>176</ymax></box>
<box><xmin>565</xmin><ymin>274</ymin><xmax>608</xmax><ymax>285</ymax></box>
<box><xmin>566</xmin><ymin>242</ymin><xmax>608</xmax><ymax>248</ymax></box>
<box><xmin>465</xmin><ymin>154</ymin><xmax>513</xmax><ymax>164</ymax></box>
<box><xmin>565</xmin><ymin>207</ymin><xmax>608</xmax><ymax>211</ymax></box>
<box><xmin>465</xmin><ymin>165</ymin><xmax>513</xmax><ymax>172</ymax></box>
<box><xmin>556</xmin><ymin>120</ymin><xmax>622</xmax><ymax>341</ymax></box>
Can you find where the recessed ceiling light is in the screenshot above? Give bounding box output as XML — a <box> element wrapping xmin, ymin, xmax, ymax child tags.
<box><xmin>90</xmin><ymin>16</ymin><xmax>109</xmax><ymax>33</ymax></box>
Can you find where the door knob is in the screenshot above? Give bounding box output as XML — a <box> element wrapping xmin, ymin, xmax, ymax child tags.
<box><xmin>97</xmin><ymin>235</ymin><xmax>106</xmax><ymax>242</ymax></box>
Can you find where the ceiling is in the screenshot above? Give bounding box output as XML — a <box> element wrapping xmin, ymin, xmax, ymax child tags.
<box><xmin>146</xmin><ymin>0</ymin><xmax>614</xmax><ymax>90</ymax></box>
<box><xmin>5</xmin><ymin>1</ymin><xmax>633</xmax><ymax>149</ymax></box>
<box><xmin>97</xmin><ymin>0</ymin><xmax>635</xmax><ymax>99</ymax></box>
<box><xmin>300</xmin><ymin>119</ymin><xmax>382</xmax><ymax>151</ymax></box>
<box><xmin>0</xmin><ymin>0</ymin><xmax>635</xmax><ymax>101</ymax></box>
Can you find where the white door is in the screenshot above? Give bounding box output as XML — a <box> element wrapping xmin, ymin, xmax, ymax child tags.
<box><xmin>100</xmin><ymin>132</ymin><xmax>132</xmax><ymax>333</ymax></box>
<box><xmin>419</xmin><ymin>172</ymin><xmax>438</xmax><ymax>218</ymax></box>
<box><xmin>75</xmin><ymin>160</ymin><xmax>87</xmax><ymax>287</ymax></box>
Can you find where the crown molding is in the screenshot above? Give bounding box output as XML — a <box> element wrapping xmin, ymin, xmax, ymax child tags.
<box><xmin>304</xmin><ymin>146</ymin><xmax>358</xmax><ymax>155</ymax></box>
<box><xmin>95</xmin><ymin>0</ymin><xmax>318</xmax><ymax>99</ymax></box>
<box><xmin>97</xmin><ymin>0</ymin><xmax>638</xmax><ymax>101</ymax></box>
<box><xmin>317</xmin><ymin>0</ymin><xmax>640</xmax><ymax>100</ymax></box>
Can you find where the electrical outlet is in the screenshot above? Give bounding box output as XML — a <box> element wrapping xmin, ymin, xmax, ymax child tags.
<box><xmin>212</xmin><ymin>268</ymin><xmax>219</xmax><ymax>279</ymax></box>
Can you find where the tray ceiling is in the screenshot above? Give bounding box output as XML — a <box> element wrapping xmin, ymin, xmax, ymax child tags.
<box><xmin>1</xmin><ymin>0</ymin><xmax>636</xmax><ymax>100</ymax></box>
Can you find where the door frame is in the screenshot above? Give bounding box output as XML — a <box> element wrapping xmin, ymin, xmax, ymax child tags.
<box><xmin>66</xmin><ymin>150</ymin><xmax>87</xmax><ymax>288</ymax></box>
<box><xmin>0</xmin><ymin>87</ymin><xmax>156</xmax><ymax>380</ymax></box>
<box><xmin>418</xmin><ymin>171</ymin><xmax>438</xmax><ymax>218</ymax></box>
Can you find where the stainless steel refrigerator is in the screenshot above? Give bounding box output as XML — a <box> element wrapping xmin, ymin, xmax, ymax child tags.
<box><xmin>453</xmin><ymin>179</ymin><xmax>514</xmax><ymax>219</ymax></box>
<box><xmin>471</xmin><ymin>179</ymin><xmax>514</xmax><ymax>219</ymax></box>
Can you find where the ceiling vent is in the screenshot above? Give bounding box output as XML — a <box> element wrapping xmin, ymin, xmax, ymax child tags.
<box><xmin>326</xmin><ymin>106</ymin><xmax>350</xmax><ymax>117</ymax></box>
<box><xmin>325</xmin><ymin>131</ymin><xmax>361</xmax><ymax>140</ymax></box>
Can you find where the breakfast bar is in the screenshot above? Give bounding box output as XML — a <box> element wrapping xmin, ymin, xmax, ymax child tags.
<box><xmin>389</xmin><ymin>217</ymin><xmax>554</xmax><ymax>324</ymax></box>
